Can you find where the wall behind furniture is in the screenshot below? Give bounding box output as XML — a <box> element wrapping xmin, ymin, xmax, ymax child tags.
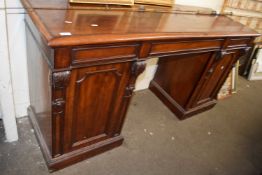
<box><xmin>0</xmin><ymin>0</ymin><xmax>5</xmax><ymax>120</ymax></box>
<box><xmin>0</xmin><ymin>0</ymin><xmax>19</xmax><ymax>141</ymax></box>
<box><xmin>5</xmin><ymin>0</ymin><xmax>22</xmax><ymax>7</ymax></box>
<box><xmin>5</xmin><ymin>0</ymin><xmax>29</xmax><ymax>118</ymax></box>
<box><xmin>0</xmin><ymin>0</ymin><xmax>4</xmax><ymax>8</ymax></box>
<box><xmin>176</xmin><ymin>0</ymin><xmax>224</xmax><ymax>12</ymax></box>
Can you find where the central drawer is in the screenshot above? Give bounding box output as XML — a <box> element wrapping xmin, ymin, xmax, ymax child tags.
<box><xmin>71</xmin><ymin>43</ymin><xmax>139</xmax><ymax>65</ymax></box>
<box><xmin>227</xmin><ymin>37</ymin><xmax>251</xmax><ymax>48</ymax></box>
<box><xmin>149</xmin><ymin>39</ymin><xmax>224</xmax><ymax>56</ymax></box>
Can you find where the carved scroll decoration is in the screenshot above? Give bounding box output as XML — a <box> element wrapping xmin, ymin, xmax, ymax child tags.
<box><xmin>124</xmin><ymin>61</ymin><xmax>146</xmax><ymax>98</ymax></box>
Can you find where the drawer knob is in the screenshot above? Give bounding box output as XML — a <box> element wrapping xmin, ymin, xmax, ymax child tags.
<box><xmin>208</xmin><ymin>68</ymin><xmax>214</xmax><ymax>73</ymax></box>
<box><xmin>205</xmin><ymin>68</ymin><xmax>214</xmax><ymax>79</ymax></box>
<box><xmin>221</xmin><ymin>66</ymin><xmax>224</xmax><ymax>70</ymax></box>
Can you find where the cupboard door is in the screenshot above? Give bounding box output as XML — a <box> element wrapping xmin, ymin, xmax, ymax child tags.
<box><xmin>63</xmin><ymin>62</ymin><xmax>131</xmax><ymax>152</ymax></box>
<box><xmin>188</xmin><ymin>51</ymin><xmax>239</xmax><ymax>108</ymax></box>
<box><xmin>153</xmin><ymin>51</ymin><xmax>215</xmax><ymax>108</ymax></box>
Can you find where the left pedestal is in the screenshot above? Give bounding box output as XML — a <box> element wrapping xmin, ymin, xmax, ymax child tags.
<box><xmin>25</xmin><ymin>15</ymin><xmax>143</xmax><ymax>171</ymax></box>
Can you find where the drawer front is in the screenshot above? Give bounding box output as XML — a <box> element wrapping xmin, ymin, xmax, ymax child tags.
<box><xmin>150</xmin><ymin>39</ymin><xmax>223</xmax><ymax>56</ymax></box>
<box><xmin>228</xmin><ymin>38</ymin><xmax>251</xmax><ymax>48</ymax></box>
<box><xmin>72</xmin><ymin>44</ymin><xmax>139</xmax><ymax>65</ymax></box>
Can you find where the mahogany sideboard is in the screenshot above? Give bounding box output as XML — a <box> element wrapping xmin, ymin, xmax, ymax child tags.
<box><xmin>21</xmin><ymin>0</ymin><xmax>259</xmax><ymax>171</ymax></box>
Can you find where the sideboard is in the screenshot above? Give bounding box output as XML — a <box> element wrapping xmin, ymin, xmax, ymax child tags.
<box><xmin>21</xmin><ymin>0</ymin><xmax>260</xmax><ymax>171</ymax></box>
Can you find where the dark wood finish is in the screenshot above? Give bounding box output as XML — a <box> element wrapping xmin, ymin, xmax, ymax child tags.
<box><xmin>149</xmin><ymin>39</ymin><xmax>223</xmax><ymax>56</ymax></box>
<box><xmin>189</xmin><ymin>51</ymin><xmax>239</xmax><ymax>108</ymax></box>
<box><xmin>152</xmin><ymin>52</ymin><xmax>215</xmax><ymax>109</ymax></box>
<box><xmin>63</xmin><ymin>62</ymin><xmax>131</xmax><ymax>152</ymax></box>
<box><xmin>228</xmin><ymin>38</ymin><xmax>252</xmax><ymax>48</ymax></box>
<box><xmin>149</xmin><ymin>50</ymin><xmax>218</xmax><ymax>119</ymax></box>
<box><xmin>150</xmin><ymin>48</ymin><xmax>250</xmax><ymax>119</ymax></box>
<box><xmin>21</xmin><ymin>0</ymin><xmax>259</xmax><ymax>47</ymax></box>
<box><xmin>22</xmin><ymin>0</ymin><xmax>260</xmax><ymax>171</ymax></box>
<box><xmin>71</xmin><ymin>43</ymin><xmax>139</xmax><ymax>65</ymax></box>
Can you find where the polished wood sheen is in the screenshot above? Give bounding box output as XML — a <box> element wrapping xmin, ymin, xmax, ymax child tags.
<box><xmin>22</xmin><ymin>0</ymin><xmax>260</xmax><ymax>171</ymax></box>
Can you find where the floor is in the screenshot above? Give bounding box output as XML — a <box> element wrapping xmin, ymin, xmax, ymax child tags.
<box><xmin>0</xmin><ymin>77</ymin><xmax>262</xmax><ymax>175</ymax></box>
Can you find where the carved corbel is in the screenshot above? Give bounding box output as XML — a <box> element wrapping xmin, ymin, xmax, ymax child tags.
<box><xmin>131</xmin><ymin>60</ymin><xmax>147</xmax><ymax>77</ymax></box>
<box><xmin>52</xmin><ymin>71</ymin><xmax>71</xmax><ymax>89</ymax></box>
<box><xmin>52</xmin><ymin>70</ymin><xmax>71</xmax><ymax>116</ymax></box>
<box><xmin>215</xmin><ymin>50</ymin><xmax>227</xmax><ymax>61</ymax></box>
<box><xmin>124</xmin><ymin>61</ymin><xmax>146</xmax><ymax>98</ymax></box>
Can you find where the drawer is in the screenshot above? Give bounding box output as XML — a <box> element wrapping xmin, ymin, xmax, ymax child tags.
<box><xmin>72</xmin><ymin>44</ymin><xmax>139</xmax><ymax>65</ymax></box>
<box><xmin>149</xmin><ymin>39</ymin><xmax>223</xmax><ymax>56</ymax></box>
<box><xmin>227</xmin><ymin>38</ymin><xmax>251</xmax><ymax>48</ymax></box>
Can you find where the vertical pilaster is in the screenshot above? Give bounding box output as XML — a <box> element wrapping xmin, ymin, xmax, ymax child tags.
<box><xmin>51</xmin><ymin>71</ymin><xmax>71</xmax><ymax>157</ymax></box>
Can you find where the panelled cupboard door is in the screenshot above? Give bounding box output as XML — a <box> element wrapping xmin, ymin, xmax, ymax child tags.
<box><xmin>154</xmin><ymin>51</ymin><xmax>216</xmax><ymax>109</ymax></box>
<box><xmin>188</xmin><ymin>51</ymin><xmax>240</xmax><ymax>108</ymax></box>
<box><xmin>63</xmin><ymin>62</ymin><xmax>132</xmax><ymax>153</ymax></box>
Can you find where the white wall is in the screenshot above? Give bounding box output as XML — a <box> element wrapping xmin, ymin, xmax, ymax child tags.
<box><xmin>0</xmin><ymin>7</ymin><xmax>18</xmax><ymax>141</ymax></box>
<box><xmin>7</xmin><ymin>13</ymin><xmax>29</xmax><ymax>117</ymax></box>
<box><xmin>5</xmin><ymin>0</ymin><xmax>23</xmax><ymax>8</ymax></box>
<box><xmin>0</xmin><ymin>0</ymin><xmax>27</xmax><ymax>142</ymax></box>
<box><xmin>256</xmin><ymin>49</ymin><xmax>262</xmax><ymax>72</ymax></box>
<box><xmin>0</xmin><ymin>0</ymin><xmax>6</xmax><ymax>116</ymax></box>
<box><xmin>175</xmin><ymin>0</ymin><xmax>224</xmax><ymax>12</ymax></box>
<box><xmin>6</xmin><ymin>0</ymin><xmax>29</xmax><ymax>118</ymax></box>
<box><xmin>135</xmin><ymin>58</ymin><xmax>159</xmax><ymax>90</ymax></box>
<box><xmin>0</xmin><ymin>0</ymin><xmax>4</xmax><ymax>8</ymax></box>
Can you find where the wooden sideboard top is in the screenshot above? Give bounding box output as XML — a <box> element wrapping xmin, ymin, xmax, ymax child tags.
<box><xmin>22</xmin><ymin>0</ymin><xmax>260</xmax><ymax>47</ymax></box>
